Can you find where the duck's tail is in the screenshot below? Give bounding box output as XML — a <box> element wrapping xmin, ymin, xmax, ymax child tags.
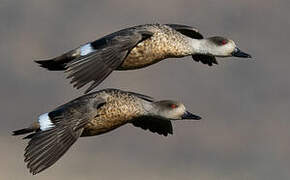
<box><xmin>13</xmin><ymin>128</ymin><xmax>34</xmax><ymax>136</ymax></box>
<box><xmin>35</xmin><ymin>49</ymin><xmax>79</xmax><ymax>71</ymax></box>
<box><xmin>12</xmin><ymin>122</ymin><xmax>40</xmax><ymax>139</ymax></box>
<box><xmin>34</xmin><ymin>59</ymin><xmax>67</xmax><ymax>71</ymax></box>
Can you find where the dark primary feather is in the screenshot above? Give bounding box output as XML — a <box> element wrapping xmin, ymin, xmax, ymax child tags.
<box><xmin>131</xmin><ymin>116</ymin><xmax>173</xmax><ymax>136</ymax></box>
<box><xmin>24</xmin><ymin>95</ymin><xmax>106</xmax><ymax>175</ymax></box>
<box><xmin>66</xmin><ymin>48</ymin><xmax>126</xmax><ymax>93</ymax></box>
<box><xmin>165</xmin><ymin>24</ymin><xmax>204</xmax><ymax>39</ymax></box>
<box><xmin>192</xmin><ymin>54</ymin><xmax>218</xmax><ymax>66</ymax></box>
<box><xmin>65</xmin><ymin>29</ymin><xmax>153</xmax><ymax>93</ymax></box>
<box><xmin>25</xmin><ymin>127</ymin><xmax>83</xmax><ymax>175</ymax></box>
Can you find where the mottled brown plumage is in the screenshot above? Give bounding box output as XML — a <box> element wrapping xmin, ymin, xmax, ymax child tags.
<box><xmin>13</xmin><ymin>89</ymin><xmax>201</xmax><ymax>175</ymax></box>
<box><xmin>119</xmin><ymin>24</ymin><xmax>193</xmax><ymax>70</ymax></box>
<box><xmin>81</xmin><ymin>89</ymin><xmax>147</xmax><ymax>136</ymax></box>
<box><xmin>34</xmin><ymin>23</ymin><xmax>251</xmax><ymax>93</ymax></box>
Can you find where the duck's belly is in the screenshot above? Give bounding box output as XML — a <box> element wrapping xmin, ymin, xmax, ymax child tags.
<box><xmin>118</xmin><ymin>31</ymin><xmax>191</xmax><ymax>70</ymax></box>
<box><xmin>82</xmin><ymin>116</ymin><xmax>128</xmax><ymax>137</ymax></box>
<box><xmin>118</xmin><ymin>41</ymin><xmax>167</xmax><ymax>70</ymax></box>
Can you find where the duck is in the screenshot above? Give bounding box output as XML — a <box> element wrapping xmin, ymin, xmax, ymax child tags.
<box><xmin>12</xmin><ymin>88</ymin><xmax>201</xmax><ymax>175</ymax></box>
<box><xmin>35</xmin><ymin>24</ymin><xmax>252</xmax><ymax>93</ymax></box>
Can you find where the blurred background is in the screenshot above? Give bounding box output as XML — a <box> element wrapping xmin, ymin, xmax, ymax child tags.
<box><xmin>1</xmin><ymin>0</ymin><xmax>289</xmax><ymax>179</ymax></box>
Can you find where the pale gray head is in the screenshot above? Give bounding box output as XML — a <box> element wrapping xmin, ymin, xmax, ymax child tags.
<box><xmin>196</xmin><ymin>36</ymin><xmax>252</xmax><ymax>58</ymax></box>
<box><xmin>151</xmin><ymin>100</ymin><xmax>201</xmax><ymax>120</ymax></box>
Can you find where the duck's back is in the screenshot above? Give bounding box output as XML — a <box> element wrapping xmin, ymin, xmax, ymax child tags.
<box><xmin>82</xmin><ymin>89</ymin><xmax>146</xmax><ymax>136</ymax></box>
<box><xmin>118</xmin><ymin>24</ymin><xmax>193</xmax><ymax>70</ymax></box>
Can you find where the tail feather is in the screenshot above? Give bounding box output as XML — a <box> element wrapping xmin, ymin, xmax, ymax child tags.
<box><xmin>35</xmin><ymin>49</ymin><xmax>79</xmax><ymax>71</ymax></box>
<box><xmin>35</xmin><ymin>59</ymin><xmax>67</xmax><ymax>71</ymax></box>
<box><xmin>13</xmin><ymin>122</ymin><xmax>40</xmax><ymax>138</ymax></box>
<box><xmin>13</xmin><ymin>128</ymin><xmax>34</xmax><ymax>136</ymax></box>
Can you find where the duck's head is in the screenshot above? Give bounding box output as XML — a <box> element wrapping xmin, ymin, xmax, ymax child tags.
<box><xmin>152</xmin><ymin>100</ymin><xmax>201</xmax><ymax>120</ymax></box>
<box><xmin>198</xmin><ymin>36</ymin><xmax>252</xmax><ymax>58</ymax></box>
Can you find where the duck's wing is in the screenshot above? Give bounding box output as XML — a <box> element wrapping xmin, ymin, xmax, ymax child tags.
<box><xmin>131</xmin><ymin>116</ymin><xmax>173</xmax><ymax>136</ymax></box>
<box><xmin>165</xmin><ymin>24</ymin><xmax>203</xmax><ymax>39</ymax></box>
<box><xmin>65</xmin><ymin>29</ymin><xmax>153</xmax><ymax>93</ymax></box>
<box><xmin>191</xmin><ymin>54</ymin><xmax>218</xmax><ymax>66</ymax></box>
<box><xmin>102</xmin><ymin>88</ymin><xmax>154</xmax><ymax>102</ymax></box>
<box><xmin>24</xmin><ymin>97</ymin><xmax>106</xmax><ymax>175</ymax></box>
<box><xmin>127</xmin><ymin>91</ymin><xmax>155</xmax><ymax>102</ymax></box>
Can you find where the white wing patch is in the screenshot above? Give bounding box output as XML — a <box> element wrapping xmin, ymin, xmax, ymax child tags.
<box><xmin>80</xmin><ymin>43</ymin><xmax>94</xmax><ymax>56</ymax></box>
<box><xmin>38</xmin><ymin>113</ymin><xmax>55</xmax><ymax>131</ymax></box>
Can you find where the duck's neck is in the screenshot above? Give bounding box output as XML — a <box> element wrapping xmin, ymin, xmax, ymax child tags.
<box><xmin>140</xmin><ymin>100</ymin><xmax>157</xmax><ymax>115</ymax></box>
<box><xmin>188</xmin><ymin>38</ymin><xmax>209</xmax><ymax>55</ymax></box>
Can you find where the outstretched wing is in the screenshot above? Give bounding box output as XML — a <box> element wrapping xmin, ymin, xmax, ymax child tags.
<box><xmin>66</xmin><ymin>29</ymin><xmax>153</xmax><ymax>93</ymax></box>
<box><xmin>166</xmin><ymin>24</ymin><xmax>203</xmax><ymax>39</ymax></box>
<box><xmin>131</xmin><ymin>116</ymin><xmax>173</xmax><ymax>136</ymax></box>
<box><xmin>24</xmin><ymin>96</ymin><xmax>106</xmax><ymax>175</ymax></box>
<box><xmin>191</xmin><ymin>54</ymin><xmax>218</xmax><ymax>66</ymax></box>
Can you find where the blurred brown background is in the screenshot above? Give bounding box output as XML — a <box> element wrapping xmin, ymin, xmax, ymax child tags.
<box><xmin>1</xmin><ymin>0</ymin><xmax>289</xmax><ymax>179</ymax></box>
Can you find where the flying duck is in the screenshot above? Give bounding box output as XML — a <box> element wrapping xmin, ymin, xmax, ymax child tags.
<box><xmin>35</xmin><ymin>24</ymin><xmax>252</xmax><ymax>93</ymax></box>
<box><xmin>13</xmin><ymin>88</ymin><xmax>201</xmax><ymax>175</ymax></box>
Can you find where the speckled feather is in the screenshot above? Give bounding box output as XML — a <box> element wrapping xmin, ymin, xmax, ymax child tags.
<box><xmin>119</xmin><ymin>24</ymin><xmax>193</xmax><ymax>70</ymax></box>
<box><xmin>82</xmin><ymin>89</ymin><xmax>147</xmax><ymax>136</ymax></box>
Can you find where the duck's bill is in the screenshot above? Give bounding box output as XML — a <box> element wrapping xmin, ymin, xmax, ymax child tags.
<box><xmin>232</xmin><ymin>47</ymin><xmax>252</xmax><ymax>58</ymax></box>
<box><xmin>181</xmin><ymin>111</ymin><xmax>202</xmax><ymax>120</ymax></box>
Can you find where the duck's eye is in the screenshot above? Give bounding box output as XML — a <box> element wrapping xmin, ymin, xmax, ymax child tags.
<box><xmin>170</xmin><ymin>104</ymin><xmax>177</xmax><ymax>109</ymax></box>
<box><xmin>221</xmin><ymin>40</ymin><xmax>228</xmax><ymax>45</ymax></box>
